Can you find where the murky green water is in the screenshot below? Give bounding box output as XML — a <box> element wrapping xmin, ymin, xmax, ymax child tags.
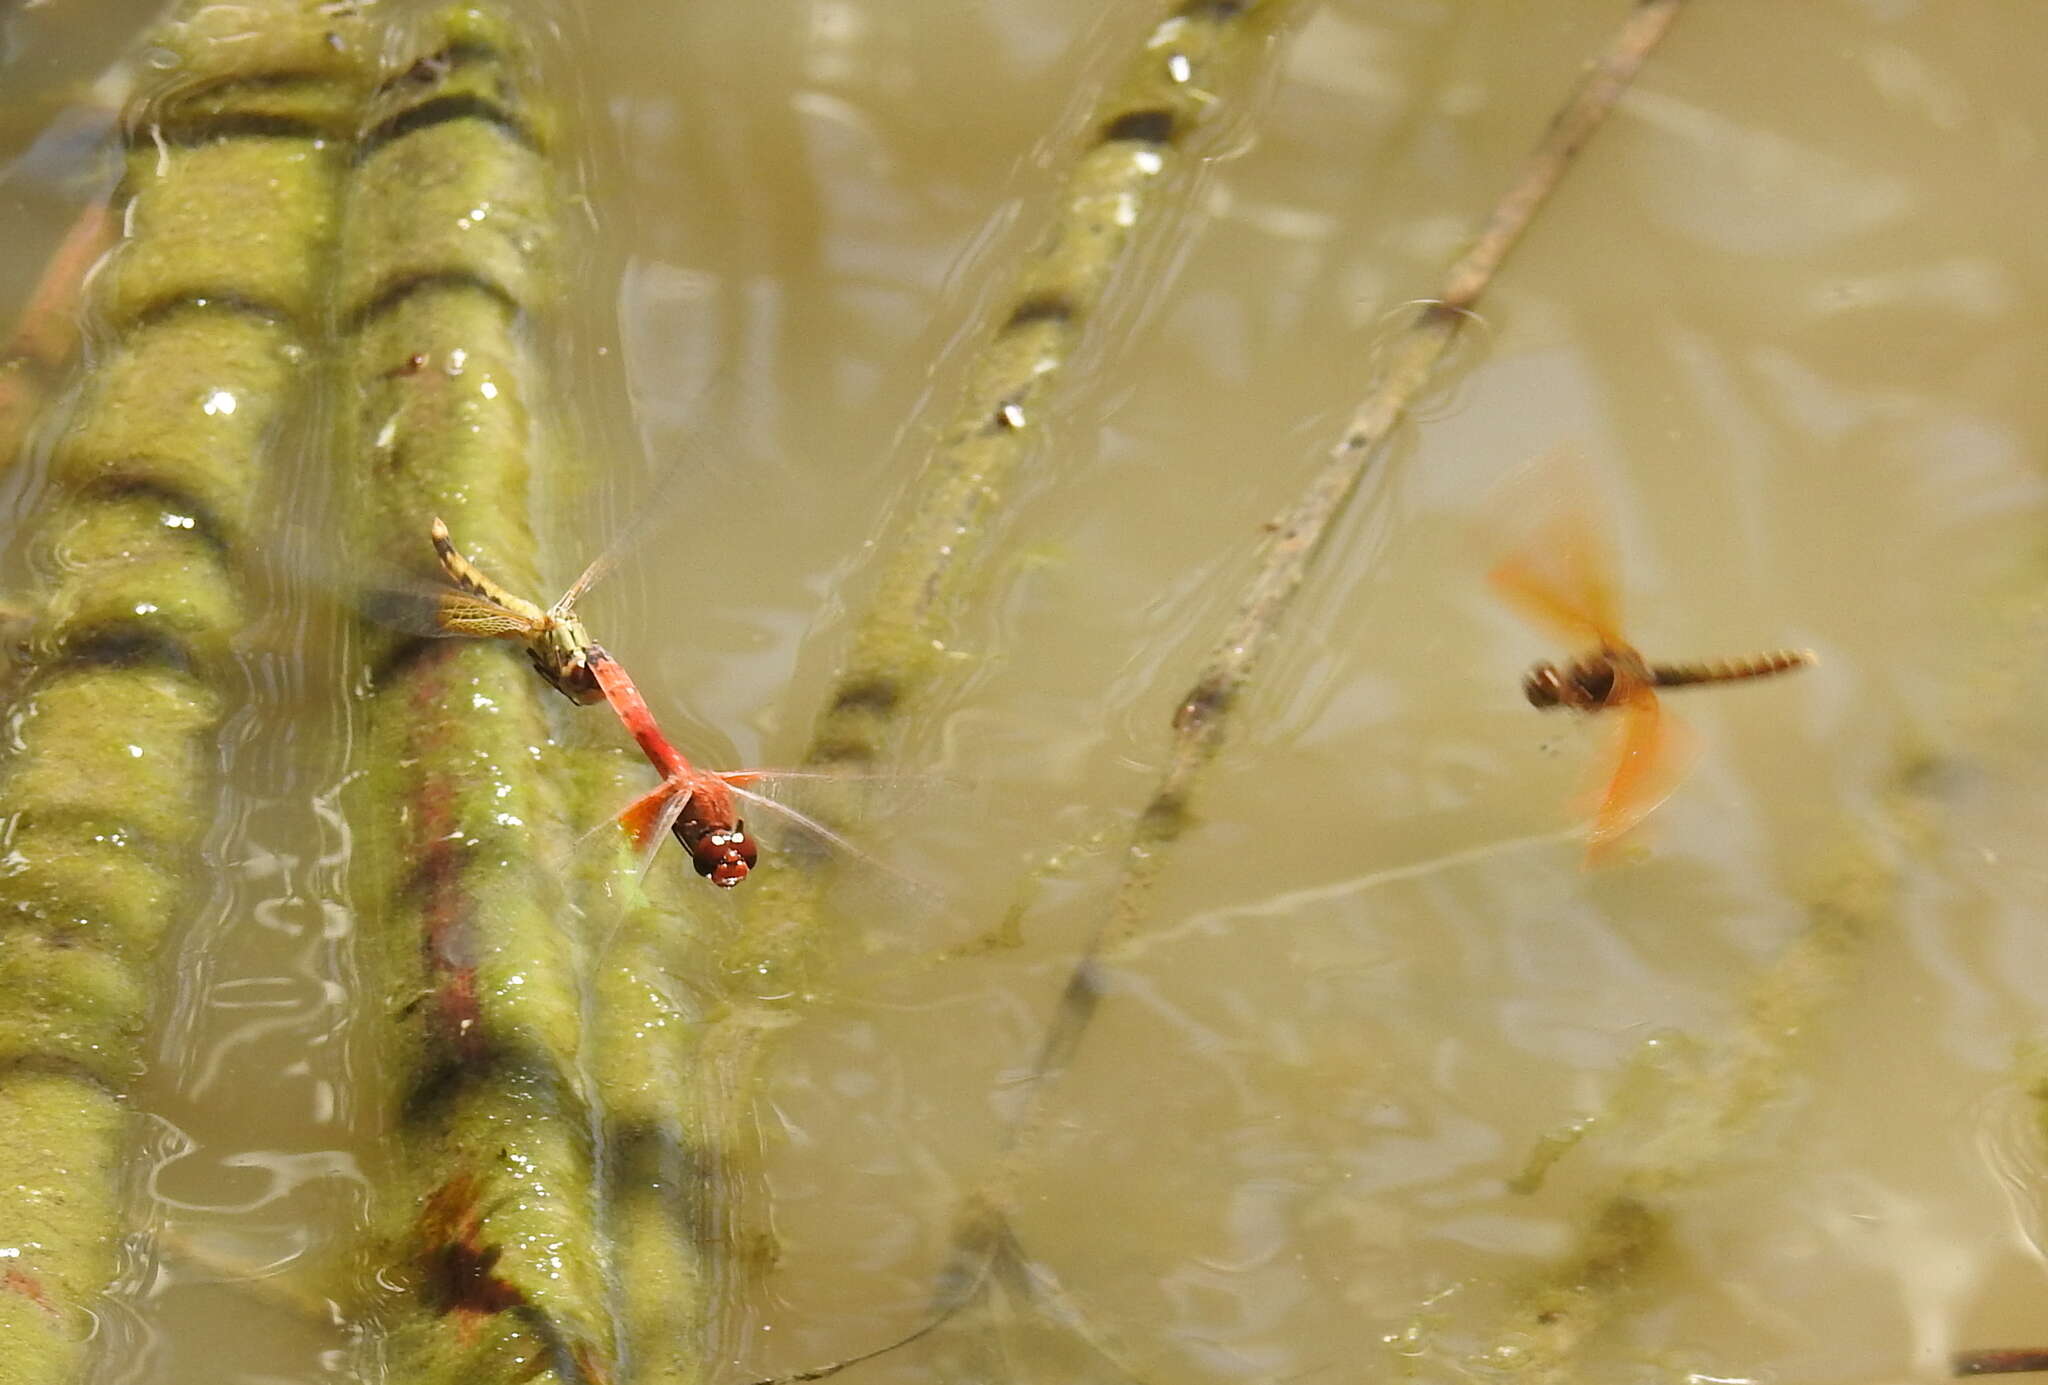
<box><xmin>2</xmin><ymin>1</ymin><xmax>2045</xmax><ymax>1381</ymax></box>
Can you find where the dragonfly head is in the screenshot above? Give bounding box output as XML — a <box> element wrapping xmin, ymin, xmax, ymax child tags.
<box><xmin>1523</xmin><ymin>662</ymin><xmax>1568</xmax><ymax>709</ymax></box>
<box><xmin>1524</xmin><ymin>656</ymin><xmax>1617</xmax><ymax>712</ymax></box>
<box><xmin>685</xmin><ymin>820</ymin><xmax>758</xmax><ymax>888</ymax></box>
<box><xmin>529</xmin><ymin>618</ymin><xmax>604</xmax><ymax>705</ymax></box>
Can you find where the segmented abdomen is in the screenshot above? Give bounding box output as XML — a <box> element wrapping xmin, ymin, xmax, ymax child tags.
<box><xmin>1648</xmin><ymin>649</ymin><xmax>1817</xmax><ymax>688</ymax></box>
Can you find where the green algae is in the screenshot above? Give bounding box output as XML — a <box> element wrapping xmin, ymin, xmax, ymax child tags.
<box><xmin>337</xmin><ymin>12</ymin><xmax>621</xmax><ymax>1380</ymax></box>
<box><xmin>568</xmin><ymin>752</ymin><xmax>724</xmax><ymax>1385</ymax></box>
<box><xmin>0</xmin><ymin>2</ymin><xmax>375</xmax><ymax>1378</ymax></box>
<box><xmin>0</xmin><ymin>1072</ymin><xmax>125</xmax><ymax>1381</ymax></box>
<box><xmin>806</xmin><ymin>0</ymin><xmax>1308</xmax><ymax>771</ymax></box>
<box><xmin>101</xmin><ymin>139</ymin><xmax>352</xmax><ymax>329</ymax></box>
<box><xmin>47</xmin><ymin>310</ymin><xmax>301</xmax><ymax>549</ymax></box>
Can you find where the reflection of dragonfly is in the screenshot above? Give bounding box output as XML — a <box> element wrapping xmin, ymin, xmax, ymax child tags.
<box><xmin>430</xmin><ymin>518</ymin><xmax>847</xmax><ymax>888</ymax></box>
<box><xmin>1486</xmin><ymin>450</ymin><xmax>1815</xmax><ymax>857</ymax></box>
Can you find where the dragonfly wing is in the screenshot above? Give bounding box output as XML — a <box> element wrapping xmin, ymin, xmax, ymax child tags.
<box><xmin>615</xmin><ymin>778</ymin><xmax>696</xmax><ymax>880</ymax></box>
<box><xmin>618</xmin><ymin>777</ymin><xmax>690</xmax><ymax>849</ymax></box>
<box><xmin>1484</xmin><ymin>444</ymin><xmax>1627</xmax><ymax>647</ymax></box>
<box><xmin>433</xmin><ymin>591</ymin><xmax>540</xmax><ymax>641</ymax></box>
<box><xmin>730</xmin><ymin>783</ymin><xmax>889</xmax><ymax>876</ymax></box>
<box><xmin>1580</xmin><ymin>687</ymin><xmax>1700</xmax><ymax>860</ymax></box>
<box><xmin>550</xmin><ymin>544</ymin><xmax>619</xmax><ymax>621</ymax></box>
<box><xmin>727</xmin><ymin>781</ymin><xmax>950</xmax><ymax>919</ymax></box>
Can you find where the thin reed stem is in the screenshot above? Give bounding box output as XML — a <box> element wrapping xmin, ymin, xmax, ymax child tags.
<box><xmin>893</xmin><ymin>0</ymin><xmax>1694</xmax><ymax>1359</ymax></box>
<box><xmin>1015</xmin><ymin>0</ymin><xmax>1688</xmax><ymax>1162</ymax></box>
<box><xmin>705</xmin><ymin>0</ymin><xmax>1314</xmax><ymax>1343</ymax></box>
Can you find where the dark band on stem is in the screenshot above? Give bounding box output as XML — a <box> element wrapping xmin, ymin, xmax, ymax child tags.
<box><xmin>64</xmin><ymin>477</ymin><xmax>233</xmax><ymax>559</ymax></box>
<box><xmin>144</xmin><ymin>111</ymin><xmax>332</xmax><ymax>147</ymax></box>
<box><xmin>43</xmin><ymin>625</ymin><xmax>199</xmax><ymax>678</ymax></box>
<box><xmin>344</xmin><ymin>269</ymin><xmax>521</xmax><ymax>333</ymax></box>
<box><xmin>1002</xmin><ymin>292</ymin><xmax>1076</xmax><ymax>331</ymax></box>
<box><xmin>130</xmin><ymin>292</ymin><xmax>293</xmax><ymax>331</ymax></box>
<box><xmin>364</xmin><ymin>633</ymin><xmax>451</xmax><ymax>693</ymax></box>
<box><xmin>828</xmin><ymin>675</ymin><xmax>901</xmax><ymax>716</ymax></box>
<box><xmin>359</xmin><ymin>92</ymin><xmax>536</xmax><ymax>162</ymax></box>
<box><xmin>1100</xmin><ymin>107</ymin><xmax>1178</xmax><ymax>146</ymax></box>
<box><xmin>398</xmin><ymin>1041</ymin><xmax>591</xmax><ymax>1136</ymax></box>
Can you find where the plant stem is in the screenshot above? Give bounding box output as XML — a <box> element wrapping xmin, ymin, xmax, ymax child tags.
<box><xmin>0</xmin><ymin>4</ymin><xmax>374</xmax><ymax>1379</ymax></box>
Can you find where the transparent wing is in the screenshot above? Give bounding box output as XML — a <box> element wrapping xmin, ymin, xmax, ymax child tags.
<box><xmin>550</xmin><ymin>544</ymin><xmax>617</xmax><ymax>620</ymax></box>
<box><xmin>726</xmin><ymin>780</ymin><xmax>937</xmax><ymax>901</ymax></box>
<box><xmin>288</xmin><ymin>522</ymin><xmax>540</xmax><ymax>643</ymax></box>
<box><xmin>1483</xmin><ymin>444</ymin><xmax>1627</xmax><ymax>648</ymax></box>
<box><xmin>433</xmin><ymin>592</ymin><xmax>541</xmax><ymax>641</ymax></box>
<box><xmin>621</xmin><ymin>775</ymin><xmax>690</xmax><ymax>842</ymax></box>
<box><xmin>724</xmin><ymin>775</ymin><xmax>980</xmax><ymax>966</ymax></box>
<box><xmin>351</xmin><ymin>583</ymin><xmax>523</xmax><ymax>641</ymax></box>
<box><xmin>633</xmin><ymin>781</ymin><xmax>699</xmax><ymax>881</ymax></box>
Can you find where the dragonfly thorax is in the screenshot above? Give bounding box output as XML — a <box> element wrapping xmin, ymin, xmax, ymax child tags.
<box><xmin>527</xmin><ymin>616</ymin><xmax>604</xmax><ymax>704</ymax></box>
<box><xmin>1524</xmin><ymin>652</ymin><xmax>1627</xmax><ymax>712</ymax></box>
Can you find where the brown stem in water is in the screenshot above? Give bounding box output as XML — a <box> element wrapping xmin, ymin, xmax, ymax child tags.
<box><xmin>1018</xmin><ymin>0</ymin><xmax>1688</xmax><ymax>1155</ymax></box>
<box><xmin>1955</xmin><ymin>1349</ymin><xmax>2048</xmax><ymax>1376</ymax></box>
<box><xmin>900</xmin><ymin>0</ymin><xmax>1694</xmax><ymax>1363</ymax></box>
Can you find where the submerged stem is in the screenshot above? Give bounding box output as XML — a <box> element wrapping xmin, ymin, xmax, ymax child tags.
<box><xmin>803</xmin><ymin>0</ymin><xmax>1307</xmax><ymax>771</ymax></box>
<box><xmin>0</xmin><ymin>4</ymin><xmax>373</xmax><ymax>1376</ymax></box>
<box><xmin>895</xmin><ymin>0</ymin><xmax>1698</xmax><ymax>1364</ymax></box>
<box><xmin>1011</xmin><ymin>0</ymin><xmax>1689</xmax><ymax>1164</ymax></box>
<box><xmin>337</xmin><ymin>11</ymin><xmax>619</xmax><ymax>1381</ymax></box>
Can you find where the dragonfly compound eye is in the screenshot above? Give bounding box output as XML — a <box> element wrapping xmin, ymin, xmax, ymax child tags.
<box><xmin>690</xmin><ymin>823</ymin><xmax>759</xmax><ymax>888</ymax></box>
<box><xmin>1523</xmin><ymin>663</ymin><xmax>1566</xmax><ymax>709</ymax></box>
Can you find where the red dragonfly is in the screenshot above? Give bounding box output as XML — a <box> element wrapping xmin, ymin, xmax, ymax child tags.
<box><xmin>429</xmin><ymin>517</ymin><xmax>857</xmax><ymax>887</ymax></box>
<box><xmin>1486</xmin><ymin>449</ymin><xmax>1815</xmax><ymax>858</ymax></box>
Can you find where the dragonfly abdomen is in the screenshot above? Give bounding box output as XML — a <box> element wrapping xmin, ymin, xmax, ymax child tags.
<box><xmin>1648</xmin><ymin>649</ymin><xmax>1816</xmax><ymax>690</ymax></box>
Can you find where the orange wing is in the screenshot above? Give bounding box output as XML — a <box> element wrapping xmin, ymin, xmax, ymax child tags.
<box><xmin>1579</xmin><ymin>685</ymin><xmax>1700</xmax><ymax>862</ymax></box>
<box><xmin>618</xmin><ymin>779</ymin><xmax>692</xmax><ymax>852</ymax></box>
<box><xmin>1483</xmin><ymin>445</ymin><xmax>1627</xmax><ymax>648</ymax></box>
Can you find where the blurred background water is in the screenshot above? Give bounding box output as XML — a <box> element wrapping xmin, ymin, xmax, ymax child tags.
<box><xmin>2</xmin><ymin>1</ymin><xmax>2044</xmax><ymax>1381</ymax></box>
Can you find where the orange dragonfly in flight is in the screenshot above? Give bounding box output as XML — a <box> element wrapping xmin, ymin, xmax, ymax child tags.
<box><xmin>1486</xmin><ymin>449</ymin><xmax>1815</xmax><ymax>858</ymax></box>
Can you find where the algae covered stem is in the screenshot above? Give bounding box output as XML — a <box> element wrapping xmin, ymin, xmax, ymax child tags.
<box><xmin>338</xmin><ymin>11</ymin><xmax>618</xmax><ymax>1376</ymax></box>
<box><xmin>800</xmin><ymin>0</ymin><xmax>1307</xmax><ymax>771</ymax></box>
<box><xmin>0</xmin><ymin>1</ymin><xmax>377</xmax><ymax>1373</ymax></box>
<box><xmin>430</xmin><ymin>515</ymin><xmax>762</xmax><ymax>885</ymax></box>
